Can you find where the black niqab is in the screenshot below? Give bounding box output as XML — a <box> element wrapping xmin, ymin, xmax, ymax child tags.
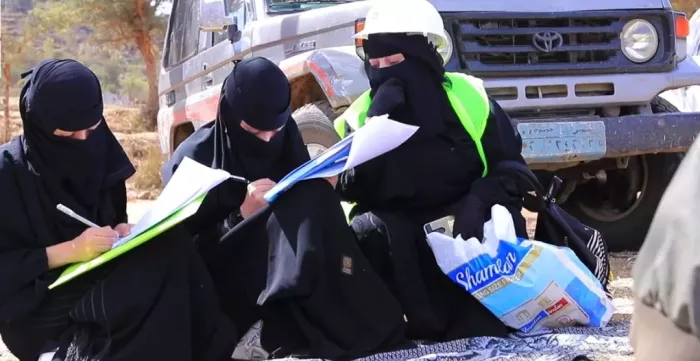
<box><xmin>161</xmin><ymin>56</ymin><xmax>310</xmax><ymax>243</ymax></box>
<box><xmin>20</xmin><ymin>59</ymin><xmax>135</xmax><ymax>241</ymax></box>
<box><xmin>363</xmin><ymin>34</ymin><xmax>464</xmax><ymax>141</ymax></box>
<box><xmin>220</xmin><ymin>57</ymin><xmax>294</xmax><ymax>178</ymax></box>
<box><xmin>164</xmin><ymin>57</ymin><xmax>308</xmax><ymax>187</ymax></box>
<box><xmin>0</xmin><ymin>59</ymin><xmax>137</xmax><ymax>360</ymax></box>
<box><xmin>224</xmin><ymin>57</ymin><xmax>297</xmax><ymax>179</ymax></box>
<box><xmin>224</xmin><ymin>57</ymin><xmax>291</xmax><ymax>132</ymax></box>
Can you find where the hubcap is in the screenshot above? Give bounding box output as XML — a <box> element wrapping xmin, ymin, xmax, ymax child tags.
<box><xmin>306</xmin><ymin>143</ymin><xmax>328</xmax><ymax>158</ymax></box>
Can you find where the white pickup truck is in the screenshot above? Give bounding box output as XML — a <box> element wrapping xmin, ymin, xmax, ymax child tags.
<box><xmin>156</xmin><ymin>0</ymin><xmax>700</xmax><ymax>253</ymax></box>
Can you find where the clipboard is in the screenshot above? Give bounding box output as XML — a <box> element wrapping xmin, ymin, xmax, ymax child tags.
<box><xmin>48</xmin><ymin>195</ymin><xmax>206</xmax><ymax>290</ymax></box>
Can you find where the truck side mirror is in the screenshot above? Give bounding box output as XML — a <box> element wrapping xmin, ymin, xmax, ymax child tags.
<box><xmin>227</xmin><ymin>17</ymin><xmax>241</xmax><ymax>42</ymax></box>
<box><xmin>200</xmin><ymin>0</ymin><xmax>235</xmax><ymax>32</ymax></box>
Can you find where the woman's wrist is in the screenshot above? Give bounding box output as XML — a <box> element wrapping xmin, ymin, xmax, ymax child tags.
<box><xmin>239</xmin><ymin>205</ymin><xmax>251</xmax><ymax>219</ymax></box>
<box><xmin>46</xmin><ymin>240</ymin><xmax>76</xmax><ymax>269</ymax></box>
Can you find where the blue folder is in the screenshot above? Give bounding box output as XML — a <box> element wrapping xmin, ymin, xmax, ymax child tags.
<box><xmin>264</xmin><ymin>134</ymin><xmax>354</xmax><ymax>202</ymax></box>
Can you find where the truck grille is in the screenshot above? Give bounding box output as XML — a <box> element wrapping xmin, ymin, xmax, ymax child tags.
<box><xmin>447</xmin><ymin>12</ymin><xmax>674</xmax><ymax>77</ymax></box>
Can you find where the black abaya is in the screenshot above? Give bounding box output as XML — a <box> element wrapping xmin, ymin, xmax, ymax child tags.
<box><xmin>218</xmin><ymin>180</ymin><xmax>407</xmax><ymax>359</ymax></box>
<box><xmin>0</xmin><ymin>137</ymin><xmax>237</xmax><ymax>361</ymax></box>
<box><xmin>162</xmin><ymin>57</ymin><xmax>407</xmax><ymax>359</ymax></box>
<box><xmin>340</xmin><ymin>101</ymin><xmax>527</xmax><ymax>341</ymax></box>
<box><xmin>51</xmin><ymin>226</ymin><xmax>236</xmax><ymax>361</ymax></box>
<box><xmin>337</xmin><ymin>35</ymin><xmax>528</xmax><ymax>341</ymax></box>
<box><xmin>0</xmin><ymin>59</ymin><xmax>236</xmax><ymax>361</ymax></box>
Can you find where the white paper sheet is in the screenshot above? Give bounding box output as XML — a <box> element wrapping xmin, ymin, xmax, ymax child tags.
<box><xmin>302</xmin><ymin>115</ymin><xmax>419</xmax><ymax>180</ymax></box>
<box><xmin>345</xmin><ymin>114</ymin><xmax>418</xmax><ymax>169</ymax></box>
<box><xmin>111</xmin><ymin>157</ymin><xmax>232</xmax><ymax>248</ymax></box>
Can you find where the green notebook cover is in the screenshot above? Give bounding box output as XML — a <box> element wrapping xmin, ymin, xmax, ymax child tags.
<box><xmin>48</xmin><ymin>195</ymin><xmax>206</xmax><ymax>290</ymax></box>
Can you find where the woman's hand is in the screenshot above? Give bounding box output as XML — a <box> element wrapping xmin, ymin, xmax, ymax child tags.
<box><xmin>240</xmin><ymin>178</ymin><xmax>276</xmax><ymax>219</ymax></box>
<box><xmin>325</xmin><ymin>176</ymin><xmax>338</xmax><ymax>188</ymax></box>
<box><xmin>453</xmin><ymin>194</ymin><xmax>487</xmax><ymax>241</ymax></box>
<box><xmin>70</xmin><ymin>227</ymin><xmax>120</xmax><ymax>262</ymax></box>
<box><xmin>114</xmin><ymin>223</ymin><xmax>134</xmax><ymax>237</ymax></box>
<box><xmin>367</xmin><ymin>78</ymin><xmax>405</xmax><ymax>117</ymax></box>
<box><xmin>46</xmin><ymin>226</ymin><xmax>119</xmax><ymax>269</ymax></box>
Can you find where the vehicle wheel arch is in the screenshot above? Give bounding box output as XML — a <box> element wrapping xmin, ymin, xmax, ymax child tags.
<box><xmin>289</xmin><ymin>73</ymin><xmax>329</xmax><ymax>114</ymax></box>
<box><xmin>171</xmin><ymin>121</ymin><xmax>195</xmax><ymax>154</ymax></box>
<box><xmin>559</xmin><ymin>96</ymin><xmax>685</xmax><ymax>251</ymax></box>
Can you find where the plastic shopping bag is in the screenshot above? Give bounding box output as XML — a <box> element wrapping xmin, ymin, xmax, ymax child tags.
<box><xmin>426</xmin><ymin>205</ymin><xmax>615</xmax><ymax>333</ymax></box>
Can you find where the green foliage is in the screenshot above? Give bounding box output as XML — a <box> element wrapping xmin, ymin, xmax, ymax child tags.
<box><xmin>33</xmin><ymin>0</ymin><xmax>167</xmax><ymax>45</ymax></box>
<box><xmin>1</xmin><ymin>11</ymin><xmax>53</xmax><ymax>88</ymax></box>
<box><xmin>120</xmin><ymin>71</ymin><xmax>150</xmax><ymax>104</ymax></box>
<box><xmin>32</xmin><ymin>0</ymin><xmax>167</xmax><ymax>126</ymax></box>
<box><xmin>2</xmin><ymin>0</ymin><xmax>167</xmax><ymax>110</ymax></box>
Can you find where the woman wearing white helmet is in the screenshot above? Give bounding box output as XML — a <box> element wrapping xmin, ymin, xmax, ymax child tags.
<box><xmin>334</xmin><ymin>0</ymin><xmax>528</xmax><ymax>341</ymax></box>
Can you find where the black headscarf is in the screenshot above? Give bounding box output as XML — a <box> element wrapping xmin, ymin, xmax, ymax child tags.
<box><xmin>164</xmin><ymin>57</ymin><xmax>309</xmax><ymax>184</ymax></box>
<box><xmin>162</xmin><ymin>57</ymin><xmax>310</xmax><ymax>234</ymax></box>
<box><xmin>19</xmin><ymin>59</ymin><xmax>135</xmax><ymax>241</ymax></box>
<box><xmin>362</xmin><ymin>34</ymin><xmax>464</xmax><ymax>142</ymax></box>
<box><xmin>220</xmin><ymin>57</ymin><xmax>300</xmax><ymax>178</ymax></box>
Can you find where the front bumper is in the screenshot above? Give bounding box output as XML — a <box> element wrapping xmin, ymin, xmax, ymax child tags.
<box><xmin>483</xmin><ymin>57</ymin><xmax>700</xmax><ymax>112</ymax></box>
<box><xmin>515</xmin><ymin>112</ymin><xmax>700</xmax><ymax>164</ymax></box>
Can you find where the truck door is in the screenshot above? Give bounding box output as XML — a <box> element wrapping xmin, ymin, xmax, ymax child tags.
<box><xmin>195</xmin><ymin>0</ymin><xmax>253</xmax><ymax>117</ymax></box>
<box><xmin>159</xmin><ymin>0</ymin><xmax>204</xmax><ymax>153</ymax></box>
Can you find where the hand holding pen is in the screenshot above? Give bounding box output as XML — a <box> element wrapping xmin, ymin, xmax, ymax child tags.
<box><xmin>46</xmin><ymin>204</ymin><xmax>125</xmax><ymax>268</ymax></box>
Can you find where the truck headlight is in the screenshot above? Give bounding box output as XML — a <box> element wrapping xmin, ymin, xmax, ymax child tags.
<box><xmin>620</xmin><ymin>19</ymin><xmax>659</xmax><ymax>63</ymax></box>
<box><xmin>438</xmin><ymin>31</ymin><xmax>454</xmax><ymax>65</ymax></box>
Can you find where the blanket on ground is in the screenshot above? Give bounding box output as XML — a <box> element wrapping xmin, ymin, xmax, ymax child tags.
<box><xmin>275</xmin><ymin>321</ymin><xmax>632</xmax><ymax>361</ymax></box>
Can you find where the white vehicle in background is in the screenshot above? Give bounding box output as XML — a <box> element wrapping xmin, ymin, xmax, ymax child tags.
<box><xmin>157</xmin><ymin>0</ymin><xmax>700</xmax><ymax>251</ymax></box>
<box><xmin>662</xmin><ymin>10</ymin><xmax>700</xmax><ymax>111</ymax></box>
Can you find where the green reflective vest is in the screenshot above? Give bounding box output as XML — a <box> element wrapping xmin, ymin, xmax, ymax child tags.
<box><xmin>333</xmin><ymin>72</ymin><xmax>491</xmax><ymax>176</ymax></box>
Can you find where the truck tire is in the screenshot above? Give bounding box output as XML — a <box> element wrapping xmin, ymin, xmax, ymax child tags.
<box><xmin>561</xmin><ymin>97</ymin><xmax>683</xmax><ymax>251</ymax></box>
<box><xmin>294</xmin><ymin>100</ymin><xmax>342</xmax><ymax>158</ymax></box>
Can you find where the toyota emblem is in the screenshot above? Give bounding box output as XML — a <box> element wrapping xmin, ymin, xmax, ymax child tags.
<box><xmin>532</xmin><ymin>31</ymin><xmax>564</xmax><ymax>52</ymax></box>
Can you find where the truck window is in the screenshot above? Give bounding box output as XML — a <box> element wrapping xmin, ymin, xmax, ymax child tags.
<box><xmin>213</xmin><ymin>0</ymin><xmax>246</xmax><ymax>45</ymax></box>
<box><xmin>267</xmin><ymin>0</ymin><xmax>355</xmax><ymax>14</ymax></box>
<box><xmin>164</xmin><ymin>0</ymin><xmax>201</xmax><ymax>68</ymax></box>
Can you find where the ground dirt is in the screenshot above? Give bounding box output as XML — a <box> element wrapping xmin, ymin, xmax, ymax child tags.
<box><xmin>0</xmin><ymin>104</ymin><xmax>638</xmax><ymax>360</ymax></box>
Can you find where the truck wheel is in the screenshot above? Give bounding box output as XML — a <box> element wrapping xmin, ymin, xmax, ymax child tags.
<box><xmin>293</xmin><ymin>100</ymin><xmax>341</xmax><ymax>158</ymax></box>
<box><xmin>562</xmin><ymin>98</ymin><xmax>683</xmax><ymax>251</ymax></box>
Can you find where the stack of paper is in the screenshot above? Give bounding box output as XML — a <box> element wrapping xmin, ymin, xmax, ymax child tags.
<box><xmin>111</xmin><ymin>158</ymin><xmax>232</xmax><ymax>249</ymax></box>
<box><xmin>264</xmin><ymin>115</ymin><xmax>418</xmax><ymax>202</ymax></box>
<box><xmin>49</xmin><ymin>157</ymin><xmax>234</xmax><ymax>289</ymax></box>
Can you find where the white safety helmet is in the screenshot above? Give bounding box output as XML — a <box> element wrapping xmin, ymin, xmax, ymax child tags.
<box><xmin>353</xmin><ymin>0</ymin><xmax>453</xmax><ymax>64</ymax></box>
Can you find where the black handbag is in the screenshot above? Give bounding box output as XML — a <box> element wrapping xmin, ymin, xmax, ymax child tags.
<box><xmin>492</xmin><ymin>161</ymin><xmax>611</xmax><ymax>291</ymax></box>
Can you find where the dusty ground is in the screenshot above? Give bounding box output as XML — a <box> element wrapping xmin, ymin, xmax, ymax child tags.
<box><xmin>0</xmin><ymin>104</ymin><xmax>638</xmax><ymax>360</ymax></box>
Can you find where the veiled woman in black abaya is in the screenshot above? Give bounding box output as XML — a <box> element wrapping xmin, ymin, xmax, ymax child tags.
<box><xmin>0</xmin><ymin>59</ymin><xmax>236</xmax><ymax>361</ymax></box>
<box><xmin>162</xmin><ymin>57</ymin><xmax>406</xmax><ymax>360</ymax></box>
<box><xmin>337</xmin><ymin>34</ymin><xmax>529</xmax><ymax>341</ymax></box>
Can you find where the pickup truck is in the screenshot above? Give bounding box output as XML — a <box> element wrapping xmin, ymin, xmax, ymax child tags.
<box><xmin>156</xmin><ymin>0</ymin><xmax>700</xmax><ymax>251</ymax></box>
